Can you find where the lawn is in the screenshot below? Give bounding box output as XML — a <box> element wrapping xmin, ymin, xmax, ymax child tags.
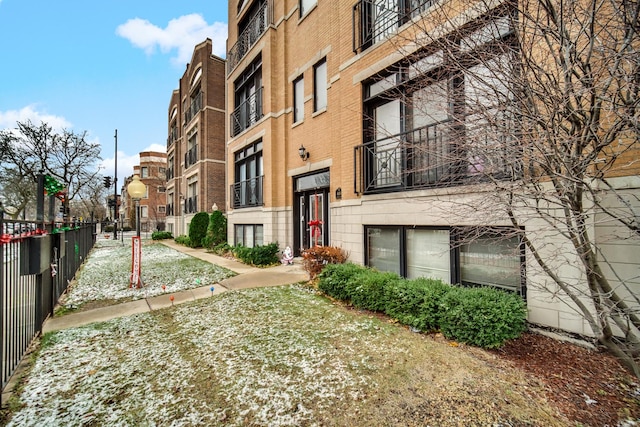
<box><xmin>3</xmin><ymin>238</ymin><xmax>635</xmax><ymax>426</ymax></box>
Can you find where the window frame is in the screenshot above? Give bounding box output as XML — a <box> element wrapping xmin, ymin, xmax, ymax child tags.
<box><xmin>364</xmin><ymin>224</ymin><xmax>526</xmax><ymax>296</ymax></box>
<box><xmin>300</xmin><ymin>0</ymin><xmax>317</xmax><ymax>17</ymax></box>
<box><xmin>293</xmin><ymin>75</ymin><xmax>305</xmax><ymax>123</ymax></box>
<box><xmin>313</xmin><ymin>58</ymin><xmax>327</xmax><ymax>112</ymax></box>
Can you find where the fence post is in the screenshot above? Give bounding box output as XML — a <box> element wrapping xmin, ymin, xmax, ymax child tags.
<box><xmin>0</xmin><ymin>201</ymin><xmax>4</xmax><ymax>407</ymax></box>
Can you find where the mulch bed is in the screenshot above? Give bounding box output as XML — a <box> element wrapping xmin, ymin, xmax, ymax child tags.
<box><xmin>493</xmin><ymin>332</ymin><xmax>640</xmax><ymax>426</ymax></box>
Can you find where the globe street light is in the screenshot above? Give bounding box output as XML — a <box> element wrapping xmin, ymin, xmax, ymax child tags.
<box><xmin>127</xmin><ymin>175</ymin><xmax>146</xmax><ymax>237</ymax></box>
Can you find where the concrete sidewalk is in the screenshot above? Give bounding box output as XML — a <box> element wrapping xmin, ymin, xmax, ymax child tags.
<box><xmin>42</xmin><ymin>240</ymin><xmax>309</xmax><ymax>333</ymax></box>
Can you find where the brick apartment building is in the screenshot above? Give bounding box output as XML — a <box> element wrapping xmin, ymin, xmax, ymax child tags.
<box><xmin>121</xmin><ymin>151</ymin><xmax>168</xmax><ymax>233</ymax></box>
<box><xmin>225</xmin><ymin>0</ymin><xmax>639</xmax><ymax>338</ymax></box>
<box><xmin>165</xmin><ymin>39</ymin><xmax>227</xmax><ymax>236</ymax></box>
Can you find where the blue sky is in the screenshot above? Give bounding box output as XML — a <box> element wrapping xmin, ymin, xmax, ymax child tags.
<box><xmin>0</xmin><ymin>0</ymin><xmax>228</xmax><ymax>186</ymax></box>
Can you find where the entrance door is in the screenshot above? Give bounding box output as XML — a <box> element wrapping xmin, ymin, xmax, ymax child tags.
<box><xmin>293</xmin><ymin>171</ymin><xmax>330</xmax><ymax>255</ymax></box>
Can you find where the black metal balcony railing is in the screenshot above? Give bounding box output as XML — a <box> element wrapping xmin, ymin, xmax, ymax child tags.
<box><xmin>166</xmin><ymin>167</ymin><xmax>174</xmax><ymax>181</ymax></box>
<box><xmin>352</xmin><ymin>0</ymin><xmax>436</xmax><ymax>53</ymax></box>
<box><xmin>354</xmin><ymin>120</ymin><xmax>516</xmax><ymax>194</ymax></box>
<box><xmin>184</xmin><ymin>144</ymin><xmax>198</xmax><ymax>169</ymax></box>
<box><xmin>184</xmin><ymin>92</ymin><xmax>203</xmax><ymax>124</ymax></box>
<box><xmin>166</xmin><ymin>203</ymin><xmax>174</xmax><ymax>216</ymax></box>
<box><xmin>227</xmin><ymin>0</ymin><xmax>272</xmax><ymax>75</ymax></box>
<box><xmin>167</xmin><ymin>126</ymin><xmax>178</xmax><ymax>147</ymax></box>
<box><xmin>231</xmin><ymin>176</ymin><xmax>264</xmax><ymax>209</ymax></box>
<box><xmin>183</xmin><ymin>195</ymin><xmax>198</xmax><ymax>214</ymax></box>
<box><xmin>231</xmin><ymin>87</ymin><xmax>263</xmax><ymax>137</ymax></box>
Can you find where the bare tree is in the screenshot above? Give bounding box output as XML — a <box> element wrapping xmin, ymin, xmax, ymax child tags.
<box><xmin>0</xmin><ymin>120</ymin><xmax>103</xmax><ymax>219</ymax></box>
<box><xmin>364</xmin><ymin>0</ymin><xmax>640</xmax><ymax>374</ymax></box>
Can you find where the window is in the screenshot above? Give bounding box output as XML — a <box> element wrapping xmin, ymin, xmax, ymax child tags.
<box><xmin>232</xmin><ymin>56</ymin><xmax>263</xmax><ymax>137</ymax></box>
<box><xmin>314</xmin><ymin>59</ymin><xmax>327</xmax><ymax>112</ymax></box>
<box><xmin>159</xmin><ymin>167</ymin><xmax>166</xmax><ymax>175</ymax></box>
<box><xmin>232</xmin><ymin>141</ymin><xmax>264</xmax><ymax>208</ymax></box>
<box><xmin>300</xmin><ymin>0</ymin><xmax>317</xmax><ymax>17</ymax></box>
<box><xmin>185</xmin><ymin>84</ymin><xmax>203</xmax><ymax>124</ymax></box>
<box><xmin>364</xmin><ymin>225</ymin><xmax>525</xmax><ymax>295</ymax></box>
<box><xmin>185</xmin><ymin>128</ymin><xmax>198</xmax><ymax>168</ymax></box>
<box><xmin>158</xmin><ymin>186</ymin><xmax>166</xmax><ymax>193</ymax></box>
<box><xmin>158</xmin><ymin>206</ymin><xmax>166</xmax><ymax>214</ymax></box>
<box><xmin>140</xmin><ymin>167</ymin><xmax>148</xmax><ymax>178</ymax></box>
<box><xmin>235</xmin><ymin>224</ymin><xmax>264</xmax><ymax>247</ymax></box>
<box><xmin>140</xmin><ymin>206</ymin><xmax>148</xmax><ymax>218</ymax></box>
<box><xmin>356</xmin><ymin>10</ymin><xmax>517</xmax><ymax>194</ymax></box>
<box><xmin>293</xmin><ymin>76</ymin><xmax>304</xmax><ymax>123</ymax></box>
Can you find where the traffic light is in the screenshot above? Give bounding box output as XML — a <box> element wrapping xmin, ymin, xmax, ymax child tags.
<box><xmin>103</xmin><ymin>176</ymin><xmax>112</xmax><ymax>189</ymax></box>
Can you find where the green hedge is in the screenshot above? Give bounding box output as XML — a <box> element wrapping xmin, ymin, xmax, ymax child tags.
<box><xmin>152</xmin><ymin>231</ymin><xmax>173</xmax><ymax>240</ymax></box>
<box><xmin>440</xmin><ymin>286</ymin><xmax>527</xmax><ymax>349</ymax></box>
<box><xmin>316</xmin><ymin>263</ymin><xmax>526</xmax><ymax>349</ymax></box>
<box><xmin>233</xmin><ymin>242</ymin><xmax>280</xmax><ymax>266</ymax></box>
<box><xmin>384</xmin><ymin>278</ymin><xmax>451</xmax><ymax>332</ymax></box>
<box><xmin>318</xmin><ymin>263</ymin><xmax>368</xmax><ymax>301</ymax></box>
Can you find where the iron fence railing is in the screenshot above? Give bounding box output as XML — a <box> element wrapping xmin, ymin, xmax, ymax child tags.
<box><xmin>352</xmin><ymin>0</ymin><xmax>436</xmax><ymax>53</ymax></box>
<box><xmin>184</xmin><ymin>92</ymin><xmax>203</xmax><ymax>125</ymax></box>
<box><xmin>227</xmin><ymin>0</ymin><xmax>272</xmax><ymax>75</ymax></box>
<box><xmin>184</xmin><ymin>195</ymin><xmax>198</xmax><ymax>214</ymax></box>
<box><xmin>231</xmin><ymin>176</ymin><xmax>264</xmax><ymax>209</ymax></box>
<box><xmin>354</xmin><ymin>119</ymin><xmax>518</xmax><ymax>194</ymax></box>
<box><xmin>184</xmin><ymin>144</ymin><xmax>198</xmax><ymax>169</ymax></box>
<box><xmin>230</xmin><ymin>87</ymin><xmax>263</xmax><ymax>137</ymax></box>
<box><xmin>0</xmin><ymin>216</ymin><xmax>96</xmax><ymax>403</ymax></box>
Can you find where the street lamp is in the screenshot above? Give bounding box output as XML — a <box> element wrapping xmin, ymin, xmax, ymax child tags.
<box><xmin>127</xmin><ymin>175</ymin><xmax>147</xmax><ymax>237</ymax></box>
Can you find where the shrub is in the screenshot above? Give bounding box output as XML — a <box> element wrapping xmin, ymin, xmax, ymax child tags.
<box><xmin>152</xmin><ymin>231</ymin><xmax>173</xmax><ymax>240</ymax></box>
<box><xmin>212</xmin><ymin>242</ymin><xmax>232</xmax><ymax>256</ymax></box>
<box><xmin>384</xmin><ymin>278</ymin><xmax>452</xmax><ymax>332</ymax></box>
<box><xmin>174</xmin><ymin>235</ymin><xmax>190</xmax><ymax>246</ymax></box>
<box><xmin>302</xmin><ymin>246</ymin><xmax>349</xmax><ymax>279</ymax></box>
<box><xmin>347</xmin><ymin>269</ymin><xmax>401</xmax><ymax>312</ymax></box>
<box><xmin>202</xmin><ymin>211</ymin><xmax>227</xmax><ymax>249</ymax></box>
<box><xmin>103</xmin><ymin>225</ymin><xmax>114</xmax><ymax>232</ymax></box>
<box><xmin>318</xmin><ymin>263</ymin><xmax>368</xmax><ymax>301</ymax></box>
<box><xmin>233</xmin><ymin>242</ymin><xmax>280</xmax><ymax>266</ymax></box>
<box><xmin>440</xmin><ymin>287</ymin><xmax>527</xmax><ymax>349</ymax></box>
<box><xmin>188</xmin><ymin>212</ymin><xmax>210</xmax><ymax>247</ymax></box>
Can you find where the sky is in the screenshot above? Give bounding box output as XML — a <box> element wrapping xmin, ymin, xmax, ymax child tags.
<box><xmin>0</xmin><ymin>0</ymin><xmax>228</xmax><ymax>187</ymax></box>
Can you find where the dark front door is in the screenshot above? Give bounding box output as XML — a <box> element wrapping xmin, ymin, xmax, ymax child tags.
<box><xmin>293</xmin><ymin>171</ymin><xmax>330</xmax><ymax>255</ymax></box>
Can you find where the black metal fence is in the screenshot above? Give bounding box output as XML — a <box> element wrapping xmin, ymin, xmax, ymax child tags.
<box><xmin>0</xmin><ymin>216</ymin><xmax>96</xmax><ymax>402</ymax></box>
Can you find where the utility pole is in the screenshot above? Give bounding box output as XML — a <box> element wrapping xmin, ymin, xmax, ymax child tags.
<box><xmin>113</xmin><ymin>129</ymin><xmax>118</xmax><ymax>240</ymax></box>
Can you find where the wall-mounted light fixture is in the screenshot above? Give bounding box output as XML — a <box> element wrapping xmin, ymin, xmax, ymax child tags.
<box><xmin>298</xmin><ymin>145</ymin><xmax>310</xmax><ymax>161</ymax></box>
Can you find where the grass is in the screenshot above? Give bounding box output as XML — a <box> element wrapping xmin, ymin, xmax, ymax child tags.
<box><xmin>5</xmin><ymin>285</ymin><xmax>566</xmax><ymax>426</ymax></box>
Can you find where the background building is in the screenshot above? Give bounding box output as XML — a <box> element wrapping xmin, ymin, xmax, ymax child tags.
<box><xmin>122</xmin><ymin>151</ymin><xmax>167</xmax><ymax>233</ymax></box>
<box><xmin>165</xmin><ymin>38</ymin><xmax>227</xmax><ymax>236</ymax></box>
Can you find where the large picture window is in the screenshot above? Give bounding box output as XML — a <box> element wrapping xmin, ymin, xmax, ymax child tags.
<box><xmin>235</xmin><ymin>224</ymin><xmax>264</xmax><ymax>247</ymax></box>
<box><xmin>364</xmin><ymin>225</ymin><xmax>525</xmax><ymax>296</ymax></box>
<box><xmin>232</xmin><ymin>141</ymin><xmax>264</xmax><ymax>208</ymax></box>
<box><xmin>356</xmin><ymin>9</ymin><xmax>518</xmax><ymax>195</ymax></box>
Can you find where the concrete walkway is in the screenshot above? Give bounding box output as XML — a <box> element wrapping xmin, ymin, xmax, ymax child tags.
<box><xmin>42</xmin><ymin>240</ymin><xmax>309</xmax><ymax>333</ymax></box>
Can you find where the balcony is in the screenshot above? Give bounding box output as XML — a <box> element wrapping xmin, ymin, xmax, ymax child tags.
<box><xmin>231</xmin><ymin>176</ymin><xmax>263</xmax><ymax>209</ymax></box>
<box><xmin>183</xmin><ymin>195</ymin><xmax>198</xmax><ymax>214</ymax></box>
<box><xmin>227</xmin><ymin>0</ymin><xmax>272</xmax><ymax>75</ymax></box>
<box><xmin>166</xmin><ymin>203</ymin><xmax>174</xmax><ymax>216</ymax></box>
<box><xmin>167</xmin><ymin>126</ymin><xmax>178</xmax><ymax>148</ymax></box>
<box><xmin>354</xmin><ymin>120</ymin><xmax>518</xmax><ymax>194</ymax></box>
<box><xmin>184</xmin><ymin>144</ymin><xmax>198</xmax><ymax>169</ymax></box>
<box><xmin>166</xmin><ymin>167</ymin><xmax>174</xmax><ymax>181</ymax></box>
<box><xmin>230</xmin><ymin>87</ymin><xmax>263</xmax><ymax>137</ymax></box>
<box><xmin>352</xmin><ymin>0</ymin><xmax>436</xmax><ymax>53</ymax></box>
<box><xmin>184</xmin><ymin>92</ymin><xmax>203</xmax><ymax>125</ymax></box>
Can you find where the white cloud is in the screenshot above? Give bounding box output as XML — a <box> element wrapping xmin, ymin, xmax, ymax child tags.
<box><xmin>0</xmin><ymin>105</ymin><xmax>72</xmax><ymax>132</ymax></box>
<box><xmin>100</xmin><ymin>151</ymin><xmax>139</xmax><ymax>188</ymax></box>
<box><xmin>116</xmin><ymin>14</ymin><xmax>227</xmax><ymax>66</ymax></box>
<box><xmin>142</xmin><ymin>143</ymin><xmax>166</xmax><ymax>153</ymax></box>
